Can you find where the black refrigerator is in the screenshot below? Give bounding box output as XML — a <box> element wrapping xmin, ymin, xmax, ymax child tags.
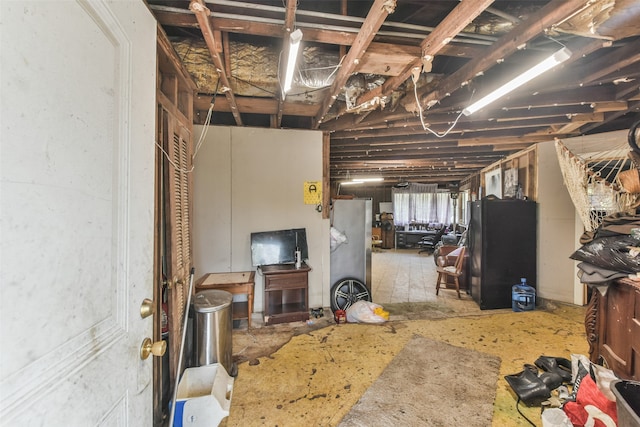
<box><xmin>468</xmin><ymin>199</ymin><xmax>537</xmax><ymax>310</ymax></box>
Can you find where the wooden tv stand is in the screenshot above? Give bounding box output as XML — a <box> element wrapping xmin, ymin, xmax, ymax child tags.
<box><xmin>261</xmin><ymin>263</ymin><xmax>310</xmax><ymax>326</ymax></box>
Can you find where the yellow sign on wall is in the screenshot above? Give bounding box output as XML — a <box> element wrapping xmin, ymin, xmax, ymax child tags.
<box><xmin>303</xmin><ymin>181</ymin><xmax>322</xmax><ymax>204</ymax></box>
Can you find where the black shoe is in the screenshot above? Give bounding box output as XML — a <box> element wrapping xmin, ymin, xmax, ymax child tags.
<box><xmin>539</xmin><ymin>371</ymin><xmax>563</xmax><ymax>390</ymax></box>
<box><xmin>534</xmin><ymin>356</ymin><xmax>572</xmax><ymax>383</ymax></box>
<box><xmin>522</xmin><ymin>362</ymin><xmax>562</xmax><ymax>390</ymax></box>
<box><xmin>505</xmin><ymin>368</ymin><xmax>551</xmax><ymax>406</ymax></box>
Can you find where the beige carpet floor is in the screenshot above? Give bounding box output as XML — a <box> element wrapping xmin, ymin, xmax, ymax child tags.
<box><xmin>338</xmin><ymin>335</ymin><xmax>501</xmax><ymax>427</ymax></box>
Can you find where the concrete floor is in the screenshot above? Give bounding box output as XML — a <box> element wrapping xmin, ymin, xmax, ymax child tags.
<box><xmin>227</xmin><ymin>248</ymin><xmax>588</xmax><ymax>426</ymax></box>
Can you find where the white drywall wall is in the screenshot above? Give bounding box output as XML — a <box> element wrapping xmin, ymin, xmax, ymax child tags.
<box><xmin>193</xmin><ymin>125</ymin><xmax>330</xmax><ymax>313</ymax></box>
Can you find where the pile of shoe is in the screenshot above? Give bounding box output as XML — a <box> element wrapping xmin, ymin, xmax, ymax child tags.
<box><xmin>505</xmin><ymin>356</ymin><xmax>573</xmax><ymax>407</ymax></box>
<box><xmin>506</xmin><ymin>354</ymin><xmax>621</xmax><ymax>426</ymax></box>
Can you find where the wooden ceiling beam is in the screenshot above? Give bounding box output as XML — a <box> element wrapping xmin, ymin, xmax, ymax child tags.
<box><xmin>156</xmin><ymin>25</ymin><xmax>198</xmax><ymax>92</ymax></box>
<box><xmin>325</xmin><ymin>82</ymin><xmax>619</xmax><ymax>132</ymax></box>
<box><xmin>152</xmin><ymin>8</ymin><xmax>480</xmax><ymax>59</ymax></box>
<box><xmin>553</xmin><ymin>112</ymin><xmax>605</xmax><ymax>134</ymax></box>
<box><xmin>576</xmin><ymin>41</ymin><xmax>640</xmax><ymax>87</ymax></box>
<box><xmin>580</xmin><ymin>100</ymin><xmax>640</xmax><ymax>133</ymax></box>
<box><xmin>331</xmin><ymin>159</ymin><xmax>506</xmax><ymax>169</ymax></box>
<box><xmin>416</xmin><ymin>0</ymin><xmax>590</xmax><ymax>111</ymax></box>
<box><xmin>355</xmin><ymin>0</ymin><xmax>494</xmax><ymax>111</ymax></box>
<box><xmin>591</xmin><ymin>101</ymin><xmax>628</xmax><ymax>113</ymax></box>
<box><xmin>336</xmin><ymin>126</ymin><xmax>546</xmax><ymax>149</ymax></box>
<box><xmin>331</xmin><ymin>115</ymin><xmax>570</xmax><ymax>140</ymax></box>
<box><xmin>189</xmin><ymin>0</ymin><xmax>242</xmax><ymax>125</ymax></box>
<box><xmin>313</xmin><ymin>0</ymin><xmax>396</xmax><ymax>128</ymax></box>
<box><xmin>331</xmin><ymin>149</ymin><xmax>507</xmax><ymax>161</ymax></box>
<box><xmin>329</xmin><ymin>104</ymin><xmax>594</xmax><ymax>138</ymax></box>
<box><xmin>194</xmin><ymin>95</ymin><xmax>320</xmax><ymax>116</ymax></box>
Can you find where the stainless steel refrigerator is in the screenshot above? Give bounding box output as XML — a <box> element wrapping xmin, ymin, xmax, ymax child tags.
<box><xmin>330</xmin><ymin>198</ymin><xmax>372</xmax><ymax>294</ymax></box>
<box><xmin>468</xmin><ymin>199</ymin><xmax>537</xmax><ymax>310</ymax></box>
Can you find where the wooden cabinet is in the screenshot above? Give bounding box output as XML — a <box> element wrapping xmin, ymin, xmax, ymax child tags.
<box><xmin>586</xmin><ymin>278</ymin><xmax>640</xmax><ymax>381</ymax></box>
<box><xmin>261</xmin><ymin>263</ymin><xmax>310</xmax><ymax>326</ymax></box>
<box><xmin>380</xmin><ymin>220</ymin><xmax>395</xmax><ymax>249</ymax></box>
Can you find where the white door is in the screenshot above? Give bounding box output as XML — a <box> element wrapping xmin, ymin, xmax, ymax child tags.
<box><xmin>0</xmin><ymin>1</ymin><xmax>157</xmax><ymax>425</ymax></box>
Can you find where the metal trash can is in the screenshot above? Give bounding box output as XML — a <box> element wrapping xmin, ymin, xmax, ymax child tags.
<box><xmin>193</xmin><ymin>290</ymin><xmax>236</xmax><ymax>376</ymax></box>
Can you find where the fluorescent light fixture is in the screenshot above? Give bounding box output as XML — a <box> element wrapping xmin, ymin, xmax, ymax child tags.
<box><xmin>340</xmin><ymin>177</ymin><xmax>384</xmax><ymax>186</ymax></box>
<box><xmin>462</xmin><ymin>47</ymin><xmax>571</xmax><ymax>116</ymax></box>
<box><xmin>282</xmin><ymin>29</ymin><xmax>303</xmax><ymax>96</ymax></box>
<box><xmin>353</xmin><ymin>177</ymin><xmax>384</xmax><ymax>182</ymax></box>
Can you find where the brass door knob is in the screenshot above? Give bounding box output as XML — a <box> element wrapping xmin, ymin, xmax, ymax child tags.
<box><xmin>140</xmin><ymin>338</ymin><xmax>166</xmax><ymax>360</ymax></box>
<box><xmin>140</xmin><ymin>298</ymin><xmax>155</xmax><ymax>319</ymax></box>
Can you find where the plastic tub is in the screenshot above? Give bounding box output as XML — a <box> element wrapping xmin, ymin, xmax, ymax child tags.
<box><xmin>611</xmin><ymin>379</ymin><xmax>640</xmax><ymax>427</ymax></box>
<box><xmin>173</xmin><ymin>364</ymin><xmax>234</xmax><ymax>427</ymax></box>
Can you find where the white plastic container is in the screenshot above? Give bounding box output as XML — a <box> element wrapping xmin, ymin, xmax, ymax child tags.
<box><xmin>173</xmin><ymin>364</ymin><xmax>234</xmax><ymax>427</ymax></box>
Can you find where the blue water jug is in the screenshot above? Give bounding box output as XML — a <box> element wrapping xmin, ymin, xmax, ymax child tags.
<box><xmin>512</xmin><ymin>278</ymin><xmax>535</xmax><ymax>312</ymax></box>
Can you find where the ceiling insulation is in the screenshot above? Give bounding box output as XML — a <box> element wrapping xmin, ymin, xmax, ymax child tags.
<box><xmin>553</xmin><ymin>0</ymin><xmax>640</xmax><ymax>40</ymax></box>
<box><xmin>173</xmin><ymin>39</ymin><xmax>279</xmax><ymax>97</ymax></box>
<box><xmin>172</xmin><ymin>38</ymin><xmax>394</xmax><ymax>108</ymax></box>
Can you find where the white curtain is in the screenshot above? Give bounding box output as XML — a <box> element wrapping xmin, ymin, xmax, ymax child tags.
<box><xmin>392</xmin><ymin>183</ymin><xmax>453</xmax><ymax>227</ymax></box>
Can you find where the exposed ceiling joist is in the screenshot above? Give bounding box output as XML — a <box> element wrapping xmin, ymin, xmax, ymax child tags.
<box><xmin>345</xmin><ymin>0</ymin><xmax>495</xmax><ymax>119</ymax></box>
<box><xmin>150</xmin><ymin>0</ymin><xmax>640</xmax><ymax>187</ymax></box>
<box><xmin>416</xmin><ymin>0</ymin><xmax>592</xmax><ymax>111</ymax></box>
<box><xmin>189</xmin><ymin>0</ymin><xmax>242</xmax><ymax>125</ymax></box>
<box><xmin>313</xmin><ymin>0</ymin><xmax>397</xmax><ymax>127</ymax></box>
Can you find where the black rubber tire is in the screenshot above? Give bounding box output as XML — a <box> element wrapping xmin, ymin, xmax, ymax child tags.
<box><xmin>330</xmin><ymin>278</ymin><xmax>371</xmax><ymax>311</ymax></box>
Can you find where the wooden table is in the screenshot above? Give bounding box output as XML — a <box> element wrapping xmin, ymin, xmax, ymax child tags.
<box><xmin>195</xmin><ymin>271</ymin><xmax>256</xmax><ymax>328</ymax></box>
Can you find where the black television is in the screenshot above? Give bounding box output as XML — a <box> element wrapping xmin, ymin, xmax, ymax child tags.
<box><xmin>250</xmin><ymin>228</ymin><xmax>308</xmax><ymax>267</ymax></box>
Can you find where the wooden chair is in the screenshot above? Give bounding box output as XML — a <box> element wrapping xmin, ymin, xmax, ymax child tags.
<box><xmin>436</xmin><ymin>246</ymin><xmax>466</xmax><ymax>298</ymax></box>
<box><xmin>372</xmin><ymin>234</ymin><xmax>383</xmax><ymax>252</ymax></box>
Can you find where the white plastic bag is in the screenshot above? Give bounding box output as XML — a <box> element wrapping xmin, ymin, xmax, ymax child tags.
<box><xmin>346</xmin><ymin>300</ymin><xmax>386</xmax><ymax>323</ymax></box>
<box><xmin>571</xmin><ymin>354</ymin><xmax>618</xmax><ymax>401</ymax></box>
<box><xmin>330</xmin><ymin>227</ymin><xmax>348</xmax><ymax>252</ymax></box>
<box><xmin>541</xmin><ymin>408</ymin><xmax>573</xmax><ymax>427</ymax></box>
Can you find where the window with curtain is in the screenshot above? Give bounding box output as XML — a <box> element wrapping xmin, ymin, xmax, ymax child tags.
<box><xmin>392</xmin><ymin>183</ymin><xmax>453</xmax><ymax>227</ymax></box>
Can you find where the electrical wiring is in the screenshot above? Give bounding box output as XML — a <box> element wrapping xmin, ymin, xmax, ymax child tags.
<box><xmin>412</xmin><ymin>73</ymin><xmax>464</xmax><ymax>138</ymax></box>
<box><xmin>297</xmin><ymin>55</ymin><xmax>345</xmax><ymax>89</ymax></box>
<box><xmin>154</xmin><ymin>82</ymin><xmax>218</xmax><ymax>174</ymax></box>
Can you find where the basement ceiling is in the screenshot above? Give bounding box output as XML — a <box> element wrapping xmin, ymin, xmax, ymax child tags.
<box><xmin>149</xmin><ymin>0</ymin><xmax>640</xmax><ymax>188</ymax></box>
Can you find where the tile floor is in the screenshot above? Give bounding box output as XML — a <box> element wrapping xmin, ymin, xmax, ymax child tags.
<box><xmin>372</xmin><ymin>247</ymin><xmax>454</xmax><ymax>304</ymax></box>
